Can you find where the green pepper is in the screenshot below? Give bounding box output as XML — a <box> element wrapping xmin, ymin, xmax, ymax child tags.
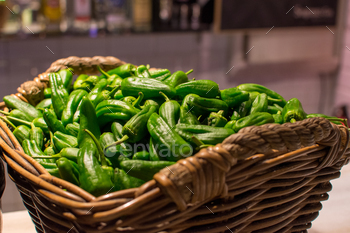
<box><xmin>56</xmin><ymin>157</ymin><xmax>80</xmax><ymax>186</ymax></box>
<box><xmin>77</xmin><ymin>143</ymin><xmax>115</xmax><ymax>196</ymax></box>
<box><xmin>107</xmin><ymin>63</ymin><xmax>136</xmax><ymax>78</ymax></box>
<box><xmin>230</xmin><ymin>111</ymin><xmax>241</xmax><ymax>121</ymax></box>
<box><xmin>33</xmin><ymin>117</ymin><xmax>50</xmax><ymax>135</ymax></box>
<box><xmin>113</xmin><ymin>90</ymin><xmax>124</xmax><ymax>100</ymax></box>
<box><xmin>91</xmin><ymin>85</ymin><xmax>121</xmax><ymax>108</ymax></box>
<box><xmin>236</xmin><ymin>98</ymin><xmax>252</xmax><ymax>118</ymax></box>
<box><xmin>111</xmin><ymin>122</ymin><xmax>134</xmax><ymax>160</ymax></box>
<box><xmin>147</xmin><ymin>113</ymin><xmax>193</xmax><ymax>161</ymax></box>
<box><xmin>224</xmin><ymin>120</ymin><xmax>236</xmax><ymax>129</ymax></box>
<box><xmin>49</xmin><ymin>73</ymin><xmax>70</xmax><ymax>119</ymax></box>
<box><xmin>53</xmin><ymin>131</ymin><xmax>78</xmax><ymax>152</ymax></box>
<box><xmin>100</xmin><ymin>132</ymin><xmax>120</xmax><ymax>168</ymax></box>
<box><xmin>58</xmin><ymin>68</ymin><xmax>74</xmax><ymax>92</ymax></box>
<box><xmin>73</xmin><ymin>74</ymin><xmax>89</xmax><ymax>91</ymax></box>
<box><xmin>233</xmin><ymin>112</ymin><xmax>275</xmax><ymax>132</ymax></box>
<box><xmin>121</xmin><ymin>77</ymin><xmax>176</xmax><ymax>99</ymax></box>
<box><xmin>0</xmin><ymin>109</ymin><xmax>32</xmax><ymax>122</ymax></box>
<box><xmin>159</xmin><ymin>91</ymin><xmax>180</xmax><ymax>128</ymax></box>
<box><xmin>272</xmin><ymin>112</ymin><xmax>283</xmax><ymax>124</ymax></box>
<box><xmin>87</xmin><ymin>78</ymin><xmax>108</xmax><ymax>107</ymax></box>
<box><xmin>66</xmin><ymin>122</ymin><xmax>80</xmax><ymax>137</ymax></box>
<box><xmin>114</xmin><ymin>168</ymin><xmax>145</xmax><ymax>191</ymax></box>
<box><xmin>175</xmin><ymin>79</ymin><xmax>220</xmax><ymax>99</ymax></box>
<box><xmin>249</xmin><ymin>93</ymin><xmax>268</xmax><ymax>114</ymax></box>
<box><xmin>135</xmin><ymin>65</ymin><xmax>152</xmax><ymax>79</ymax></box>
<box><xmin>267</xmin><ymin>104</ymin><xmax>284</xmax><ymax>115</ymax></box>
<box><xmin>178</xmin><ymin>106</ymin><xmax>201</xmax><ymax>125</ymax></box>
<box><xmin>3</xmin><ymin>95</ymin><xmax>42</xmax><ymax>121</ymax></box>
<box><xmin>132</xmin><ymin>151</ymin><xmax>150</xmax><ymax>160</ymax></box>
<box><xmin>82</xmin><ymin>75</ymin><xmax>101</xmax><ymax>88</ymax></box>
<box><xmin>35</xmin><ymin>98</ymin><xmax>52</xmax><ymax>110</ymax></box>
<box><xmin>175</xmin><ymin>124</ymin><xmax>234</xmax><ymax>145</ymax></box>
<box><xmin>22</xmin><ymin>139</ymin><xmax>52</xmax><ymax>163</ymax></box>
<box><xmin>220</xmin><ymin>88</ymin><xmax>250</xmax><ymax>109</ymax></box>
<box><xmin>182</xmin><ymin>94</ymin><xmax>228</xmax><ymax>118</ymax></box>
<box><xmin>95</xmin><ymin>100</ymin><xmax>140</xmax><ymax>126</ymax></box>
<box><xmin>150</xmin><ymin>69</ymin><xmax>171</xmax><ymax>81</ymax></box>
<box><xmin>163</xmin><ymin>70</ymin><xmax>192</xmax><ymax>88</ymax></box>
<box><xmin>140</xmin><ymin>99</ymin><xmax>161</xmax><ymax>112</ymax></box>
<box><xmin>237</xmin><ymin>84</ymin><xmax>286</xmax><ymax>107</ymax></box>
<box><xmin>208</xmin><ymin>110</ymin><xmax>228</xmax><ymax>127</ymax></box>
<box><xmin>77</xmin><ymin>97</ymin><xmax>101</xmax><ymax>148</ymax></box>
<box><xmin>306</xmin><ymin>114</ymin><xmax>345</xmax><ymax>126</ymax></box>
<box><xmin>97</xmin><ymin>66</ymin><xmax>122</xmax><ymax>88</ymax></box>
<box><xmin>72</xmin><ymin>100</ymin><xmax>82</xmax><ymax>123</ymax></box>
<box><xmin>44</xmin><ymin>146</ymin><xmax>56</xmax><ymax>156</ymax></box>
<box><xmin>61</xmin><ymin>90</ymin><xmax>88</xmax><ymax>126</ymax></box>
<box><xmin>119</xmin><ymin>160</ymin><xmax>176</xmax><ymax>182</ymax></box>
<box><xmin>44</xmin><ymin>88</ymin><xmax>52</xmax><ymax>99</ymax></box>
<box><xmin>281</xmin><ymin>98</ymin><xmax>307</xmax><ymax>123</ymax></box>
<box><xmin>43</xmin><ymin>109</ymin><xmax>68</xmax><ymax>134</ymax></box>
<box><xmin>38</xmin><ymin>148</ymin><xmax>79</xmax><ymax>163</ymax></box>
<box><xmin>30</xmin><ymin>123</ymin><xmax>44</xmax><ymax>150</ymax></box>
<box><xmin>149</xmin><ymin>137</ymin><xmax>161</xmax><ymax>161</ymax></box>
<box><xmin>13</xmin><ymin>125</ymin><xmax>30</xmax><ymax>145</ymax></box>
<box><xmin>122</xmin><ymin>96</ymin><xmax>137</xmax><ymax>104</ymax></box>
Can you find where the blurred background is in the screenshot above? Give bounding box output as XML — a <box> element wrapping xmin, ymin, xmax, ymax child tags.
<box><xmin>0</xmin><ymin>0</ymin><xmax>349</xmax><ymax>229</ymax></box>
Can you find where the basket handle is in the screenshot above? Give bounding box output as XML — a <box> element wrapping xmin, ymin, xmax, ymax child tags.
<box><xmin>0</xmin><ymin>56</ymin><xmax>127</xmax><ymax>107</ymax></box>
<box><xmin>151</xmin><ymin>117</ymin><xmax>349</xmax><ymax>211</ymax></box>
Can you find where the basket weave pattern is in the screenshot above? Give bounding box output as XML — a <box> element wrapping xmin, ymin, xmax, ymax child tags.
<box><xmin>0</xmin><ymin>56</ymin><xmax>349</xmax><ymax>233</ymax></box>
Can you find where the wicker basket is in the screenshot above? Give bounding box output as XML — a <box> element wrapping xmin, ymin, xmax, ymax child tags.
<box><xmin>0</xmin><ymin>56</ymin><xmax>349</xmax><ymax>233</ymax></box>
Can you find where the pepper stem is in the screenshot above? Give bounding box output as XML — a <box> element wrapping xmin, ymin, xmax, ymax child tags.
<box><xmin>49</xmin><ymin>131</ymin><xmax>58</xmax><ymax>152</ymax></box>
<box><xmin>0</xmin><ymin>116</ymin><xmax>16</xmax><ymax>129</ymax></box>
<box><xmin>84</xmin><ymin>129</ymin><xmax>107</xmax><ymax>167</ymax></box>
<box><xmin>105</xmin><ymin>135</ymin><xmax>129</xmax><ymax>149</ymax></box>
<box><xmin>159</xmin><ymin>91</ymin><xmax>170</xmax><ymax>102</ymax></box>
<box><xmin>108</xmin><ymin>85</ymin><xmax>121</xmax><ymax>98</ymax></box>
<box><xmin>0</xmin><ymin>110</ymin><xmax>10</xmax><ymax>116</ymax></box>
<box><xmin>146</xmin><ymin>64</ymin><xmax>150</xmax><ymax>69</ymax></box>
<box><xmin>97</xmin><ymin>65</ymin><xmax>111</xmax><ymax>78</ymax></box>
<box><xmin>6</xmin><ymin>116</ymin><xmax>31</xmax><ymax>127</ymax></box>
<box><xmin>133</xmin><ymin>92</ymin><xmax>144</xmax><ymax>108</ymax></box>
<box><xmin>191</xmin><ymin>136</ymin><xmax>212</xmax><ymax>150</ymax></box>
<box><xmin>32</xmin><ymin>155</ymin><xmax>61</xmax><ymax>159</ymax></box>
<box><xmin>185</xmin><ymin>69</ymin><xmax>193</xmax><ymax>75</ymax></box>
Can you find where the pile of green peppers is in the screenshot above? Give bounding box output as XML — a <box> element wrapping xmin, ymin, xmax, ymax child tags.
<box><xmin>2</xmin><ymin>64</ymin><xmax>346</xmax><ymax>196</ymax></box>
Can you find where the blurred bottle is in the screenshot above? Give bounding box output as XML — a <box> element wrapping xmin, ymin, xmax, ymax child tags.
<box><xmin>132</xmin><ymin>0</ymin><xmax>152</xmax><ymax>32</ymax></box>
<box><xmin>92</xmin><ymin>0</ymin><xmax>107</xmax><ymax>34</ymax></box>
<box><xmin>64</xmin><ymin>0</ymin><xmax>92</xmax><ymax>35</ymax></box>
<box><xmin>22</xmin><ymin>0</ymin><xmax>43</xmax><ymax>34</ymax></box>
<box><xmin>105</xmin><ymin>0</ymin><xmax>131</xmax><ymax>34</ymax></box>
<box><xmin>0</xmin><ymin>1</ymin><xmax>9</xmax><ymax>34</ymax></box>
<box><xmin>41</xmin><ymin>0</ymin><xmax>62</xmax><ymax>34</ymax></box>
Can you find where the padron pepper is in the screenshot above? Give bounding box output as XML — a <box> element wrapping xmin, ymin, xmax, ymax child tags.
<box><xmin>306</xmin><ymin>114</ymin><xmax>346</xmax><ymax>126</ymax></box>
<box><xmin>135</xmin><ymin>65</ymin><xmax>152</xmax><ymax>79</ymax></box>
<box><xmin>61</xmin><ymin>89</ymin><xmax>88</xmax><ymax>126</ymax></box>
<box><xmin>220</xmin><ymin>88</ymin><xmax>250</xmax><ymax>109</ymax></box>
<box><xmin>66</xmin><ymin>122</ymin><xmax>80</xmax><ymax>137</ymax></box>
<box><xmin>100</xmin><ymin>132</ymin><xmax>121</xmax><ymax>168</ymax></box>
<box><xmin>97</xmin><ymin>65</ymin><xmax>123</xmax><ymax>88</ymax></box>
<box><xmin>13</xmin><ymin>125</ymin><xmax>30</xmax><ymax>145</ymax></box>
<box><xmin>0</xmin><ymin>109</ymin><xmax>32</xmax><ymax>122</ymax></box>
<box><xmin>114</xmin><ymin>168</ymin><xmax>145</xmax><ymax>191</ymax></box>
<box><xmin>30</xmin><ymin>123</ymin><xmax>44</xmax><ymax>150</ymax></box>
<box><xmin>224</xmin><ymin>120</ymin><xmax>236</xmax><ymax>129</ymax></box>
<box><xmin>147</xmin><ymin>113</ymin><xmax>192</xmax><ymax>161</ymax></box>
<box><xmin>33</xmin><ymin>117</ymin><xmax>50</xmax><ymax>135</ymax></box>
<box><xmin>178</xmin><ymin>106</ymin><xmax>201</xmax><ymax>125</ymax></box>
<box><xmin>132</xmin><ymin>150</ymin><xmax>150</xmax><ymax>161</ymax></box>
<box><xmin>44</xmin><ymin>88</ymin><xmax>52</xmax><ymax>99</ymax></box>
<box><xmin>182</xmin><ymin>94</ymin><xmax>228</xmax><ymax>118</ymax></box>
<box><xmin>236</xmin><ymin>97</ymin><xmax>253</xmax><ymax>118</ymax></box>
<box><xmin>107</xmin><ymin>63</ymin><xmax>136</xmax><ymax>78</ymax></box>
<box><xmin>150</xmin><ymin>69</ymin><xmax>171</xmax><ymax>81</ymax></box>
<box><xmin>208</xmin><ymin>110</ymin><xmax>228</xmax><ymax>127</ymax></box>
<box><xmin>121</xmin><ymin>77</ymin><xmax>176</xmax><ymax>99</ymax></box>
<box><xmin>267</xmin><ymin>104</ymin><xmax>283</xmax><ymax>115</ymax></box>
<box><xmin>53</xmin><ymin>131</ymin><xmax>78</xmax><ymax>152</ymax></box>
<box><xmin>281</xmin><ymin>98</ymin><xmax>307</xmax><ymax>123</ymax></box>
<box><xmin>249</xmin><ymin>93</ymin><xmax>268</xmax><ymax>115</ymax></box>
<box><xmin>49</xmin><ymin>73</ymin><xmax>69</xmax><ymax>119</ymax></box>
<box><xmin>272</xmin><ymin>112</ymin><xmax>283</xmax><ymax>124</ymax></box>
<box><xmin>35</xmin><ymin>98</ymin><xmax>52</xmax><ymax>110</ymax></box>
<box><xmin>73</xmin><ymin>74</ymin><xmax>89</xmax><ymax>91</ymax></box>
<box><xmin>175</xmin><ymin>124</ymin><xmax>234</xmax><ymax>145</ymax></box>
<box><xmin>3</xmin><ymin>95</ymin><xmax>42</xmax><ymax>121</ymax></box>
<box><xmin>111</xmin><ymin>121</ymin><xmax>134</xmax><ymax>160</ymax></box>
<box><xmin>163</xmin><ymin>69</ymin><xmax>192</xmax><ymax>87</ymax></box>
<box><xmin>120</xmin><ymin>160</ymin><xmax>175</xmax><ymax>182</ymax></box>
<box><xmin>58</xmin><ymin>68</ymin><xmax>74</xmax><ymax>92</ymax></box>
<box><xmin>230</xmin><ymin>111</ymin><xmax>241</xmax><ymax>121</ymax></box>
<box><xmin>37</xmin><ymin>148</ymin><xmax>79</xmax><ymax>163</ymax></box>
<box><xmin>175</xmin><ymin>79</ymin><xmax>220</xmax><ymax>99</ymax></box>
<box><xmin>149</xmin><ymin>137</ymin><xmax>161</xmax><ymax>161</ymax></box>
<box><xmin>56</xmin><ymin>157</ymin><xmax>80</xmax><ymax>186</ymax></box>
<box><xmin>237</xmin><ymin>83</ymin><xmax>287</xmax><ymax>107</ymax></box>
<box><xmin>233</xmin><ymin>112</ymin><xmax>275</xmax><ymax>132</ymax></box>
<box><xmin>82</xmin><ymin>75</ymin><xmax>101</xmax><ymax>87</ymax></box>
<box><xmin>87</xmin><ymin>78</ymin><xmax>108</xmax><ymax>106</ymax></box>
<box><xmin>43</xmin><ymin>108</ymin><xmax>68</xmax><ymax>134</ymax></box>
<box><xmin>159</xmin><ymin>91</ymin><xmax>180</xmax><ymax>128</ymax></box>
